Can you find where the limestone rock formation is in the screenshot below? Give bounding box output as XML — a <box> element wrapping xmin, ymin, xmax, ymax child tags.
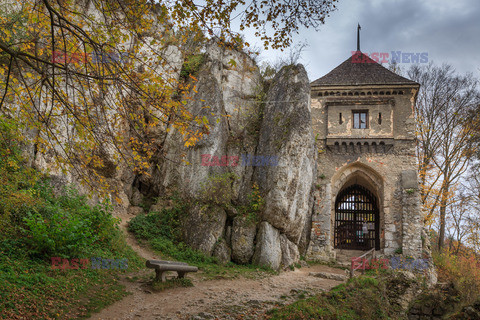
<box><xmin>255</xmin><ymin>64</ymin><xmax>316</xmax><ymax>244</ymax></box>
<box><xmin>231</xmin><ymin>216</ymin><xmax>257</xmax><ymax>264</ymax></box>
<box><xmin>181</xmin><ymin>204</ymin><xmax>227</xmax><ymax>255</ymax></box>
<box><xmin>158</xmin><ymin>42</ymin><xmax>261</xmax><ymax>201</ymax></box>
<box><xmin>280</xmin><ymin>234</ymin><xmax>300</xmax><ymax>269</ymax></box>
<box><xmin>29</xmin><ymin>36</ymin><xmax>317</xmax><ymax>270</ymax></box>
<box><xmin>252</xmin><ymin>221</ymin><xmax>282</xmax><ymax>270</ymax></box>
<box><xmin>213</xmin><ymin>238</ymin><xmax>232</xmax><ymax>265</ymax></box>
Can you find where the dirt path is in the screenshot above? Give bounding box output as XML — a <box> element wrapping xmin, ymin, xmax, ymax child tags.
<box><xmin>116</xmin><ymin>213</ymin><xmax>158</xmax><ymax>261</ymax></box>
<box><xmin>90</xmin><ymin>214</ymin><xmax>346</xmax><ymax>320</ymax></box>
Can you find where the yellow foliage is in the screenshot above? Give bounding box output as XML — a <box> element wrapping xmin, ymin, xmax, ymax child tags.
<box><xmin>0</xmin><ymin>0</ymin><xmax>338</xmax><ymax>197</ymax></box>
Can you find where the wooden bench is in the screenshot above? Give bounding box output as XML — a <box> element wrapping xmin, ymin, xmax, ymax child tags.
<box><xmin>145</xmin><ymin>260</ymin><xmax>198</xmax><ymax>282</ymax></box>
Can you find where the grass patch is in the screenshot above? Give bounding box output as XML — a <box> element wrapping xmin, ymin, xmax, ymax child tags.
<box><xmin>151</xmin><ymin>278</ymin><xmax>194</xmax><ymax>292</ymax></box>
<box><xmin>0</xmin><ymin>215</ymin><xmax>143</xmax><ymax>319</ymax></box>
<box><xmin>0</xmin><ymin>115</ymin><xmax>144</xmax><ymax>319</ymax></box>
<box><xmin>267</xmin><ymin>274</ymin><xmax>409</xmax><ymax>320</ymax></box>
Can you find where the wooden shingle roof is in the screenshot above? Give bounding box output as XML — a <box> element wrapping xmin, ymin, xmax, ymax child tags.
<box><xmin>311</xmin><ymin>51</ymin><xmax>419</xmax><ymax>87</ymax></box>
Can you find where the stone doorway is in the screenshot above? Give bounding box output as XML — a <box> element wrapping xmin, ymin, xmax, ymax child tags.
<box><xmin>334</xmin><ymin>184</ymin><xmax>380</xmax><ymax>250</ymax></box>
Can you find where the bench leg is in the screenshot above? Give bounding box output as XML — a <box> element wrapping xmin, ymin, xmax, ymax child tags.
<box><xmin>177</xmin><ymin>272</ymin><xmax>185</xmax><ymax>279</ymax></box>
<box><xmin>155</xmin><ymin>269</ymin><xmax>167</xmax><ymax>282</ymax></box>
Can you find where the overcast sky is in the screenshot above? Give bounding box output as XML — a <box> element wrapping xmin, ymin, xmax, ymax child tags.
<box><xmin>244</xmin><ymin>0</ymin><xmax>480</xmax><ymax>82</ymax></box>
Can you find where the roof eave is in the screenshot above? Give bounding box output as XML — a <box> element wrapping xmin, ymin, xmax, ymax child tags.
<box><xmin>310</xmin><ymin>82</ymin><xmax>420</xmax><ymax>90</ymax></box>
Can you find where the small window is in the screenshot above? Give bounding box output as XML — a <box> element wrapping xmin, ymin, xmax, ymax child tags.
<box><xmin>378</xmin><ymin>112</ymin><xmax>382</xmax><ymax>125</ymax></box>
<box><xmin>339</xmin><ymin>113</ymin><xmax>343</xmax><ymax>124</ymax></box>
<box><xmin>353</xmin><ymin>110</ymin><xmax>368</xmax><ymax>129</ymax></box>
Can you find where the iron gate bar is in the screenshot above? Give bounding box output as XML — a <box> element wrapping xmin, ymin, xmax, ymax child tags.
<box><xmin>334</xmin><ymin>184</ymin><xmax>380</xmax><ymax>250</ymax></box>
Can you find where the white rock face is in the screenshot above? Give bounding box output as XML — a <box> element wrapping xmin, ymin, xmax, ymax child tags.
<box><xmin>253</xmin><ymin>221</ymin><xmax>282</xmax><ymax>270</ymax></box>
<box><xmin>182</xmin><ymin>204</ymin><xmax>227</xmax><ymax>255</ymax></box>
<box><xmin>280</xmin><ymin>234</ymin><xmax>300</xmax><ymax>269</ymax></box>
<box><xmin>160</xmin><ymin>67</ymin><xmax>230</xmax><ymax>198</ymax></box>
<box><xmin>255</xmin><ymin>65</ymin><xmax>316</xmax><ymax>244</ymax></box>
<box><xmin>159</xmin><ymin>42</ymin><xmax>262</xmax><ymax>201</ymax></box>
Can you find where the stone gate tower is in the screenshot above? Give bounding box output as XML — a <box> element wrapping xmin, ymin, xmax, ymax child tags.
<box><xmin>307</xmin><ymin>51</ymin><xmax>424</xmax><ymax>260</ymax></box>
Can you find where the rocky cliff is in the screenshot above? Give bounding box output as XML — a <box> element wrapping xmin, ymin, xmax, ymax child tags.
<box><xmin>27</xmin><ymin>39</ymin><xmax>316</xmax><ymax>270</ymax></box>
<box><xmin>146</xmin><ymin>44</ymin><xmax>317</xmax><ymax>270</ymax></box>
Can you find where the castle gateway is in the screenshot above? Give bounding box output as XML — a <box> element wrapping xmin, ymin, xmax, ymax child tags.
<box><xmin>306</xmin><ymin>51</ymin><xmax>424</xmax><ymax>260</ymax></box>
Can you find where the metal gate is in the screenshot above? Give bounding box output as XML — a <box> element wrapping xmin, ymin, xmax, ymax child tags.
<box><xmin>334</xmin><ymin>184</ymin><xmax>379</xmax><ymax>250</ymax></box>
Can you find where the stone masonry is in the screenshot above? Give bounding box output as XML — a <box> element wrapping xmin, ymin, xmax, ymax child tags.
<box><xmin>306</xmin><ymin>51</ymin><xmax>424</xmax><ymax>260</ymax></box>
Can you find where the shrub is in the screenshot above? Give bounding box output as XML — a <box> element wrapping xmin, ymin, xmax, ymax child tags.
<box><xmin>433</xmin><ymin>249</ymin><xmax>480</xmax><ymax>305</ymax></box>
<box><xmin>180</xmin><ymin>53</ymin><xmax>205</xmax><ymax>81</ymax></box>
<box><xmin>128</xmin><ymin>206</ymin><xmax>183</xmax><ymax>241</ymax></box>
<box><xmin>238</xmin><ymin>182</ymin><xmax>264</xmax><ymax>224</ymax></box>
<box><xmin>22</xmin><ymin>210</ymin><xmax>94</xmax><ymax>258</ymax></box>
<box><xmin>21</xmin><ymin>186</ymin><xmax>119</xmax><ymax>258</ymax></box>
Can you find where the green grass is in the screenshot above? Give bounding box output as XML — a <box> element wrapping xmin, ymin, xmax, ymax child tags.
<box><xmin>0</xmin><ymin>221</ymin><xmax>143</xmax><ymax>319</ymax></box>
<box><xmin>267</xmin><ymin>274</ymin><xmax>407</xmax><ymax>320</ymax></box>
<box><xmin>0</xmin><ymin>190</ymin><xmax>145</xmax><ymax>319</ymax></box>
<box><xmin>0</xmin><ymin>116</ymin><xmax>144</xmax><ymax>319</ymax></box>
<box><xmin>151</xmin><ymin>278</ymin><xmax>194</xmax><ymax>292</ymax></box>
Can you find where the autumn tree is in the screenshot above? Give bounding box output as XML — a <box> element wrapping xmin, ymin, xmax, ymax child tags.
<box><xmin>465</xmin><ymin>173</ymin><xmax>480</xmax><ymax>252</ymax></box>
<box><xmin>408</xmin><ymin>63</ymin><xmax>480</xmax><ymax>250</ymax></box>
<box><xmin>446</xmin><ymin>186</ymin><xmax>473</xmax><ymax>254</ymax></box>
<box><xmin>0</xmin><ymin>0</ymin><xmax>338</xmax><ymax>196</ymax></box>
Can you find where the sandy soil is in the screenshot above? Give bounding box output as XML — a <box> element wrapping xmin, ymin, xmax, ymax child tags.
<box><xmin>89</xmin><ymin>214</ymin><xmax>346</xmax><ymax>320</ymax></box>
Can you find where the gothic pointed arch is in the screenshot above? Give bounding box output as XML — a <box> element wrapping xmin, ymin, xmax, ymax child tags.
<box><xmin>330</xmin><ymin>162</ymin><xmax>384</xmax><ymax>250</ymax></box>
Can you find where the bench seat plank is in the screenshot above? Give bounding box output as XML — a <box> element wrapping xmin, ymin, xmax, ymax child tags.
<box><xmin>146</xmin><ymin>260</ymin><xmax>189</xmax><ymax>267</ymax></box>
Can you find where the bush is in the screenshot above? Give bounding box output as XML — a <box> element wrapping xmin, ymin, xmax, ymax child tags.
<box><xmin>22</xmin><ymin>210</ymin><xmax>94</xmax><ymax>258</ymax></box>
<box><xmin>433</xmin><ymin>249</ymin><xmax>480</xmax><ymax>305</ymax></box>
<box><xmin>19</xmin><ymin>184</ymin><xmax>119</xmax><ymax>258</ymax></box>
<box><xmin>180</xmin><ymin>53</ymin><xmax>205</xmax><ymax>81</ymax></box>
<box><xmin>128</xmin><ymin>206</ymin><xmax>182</xmax><ymax>241</ymax></box>
<box><xmin>0</xmin><ymin>117</ymin><xmax>121</xmax><ymax>259</ymax></box>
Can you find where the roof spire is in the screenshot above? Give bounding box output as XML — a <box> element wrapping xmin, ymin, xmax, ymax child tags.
<box><xmin>357</xmin><ymin>23</ymin><xmax>361</xmax><ymax>52</ymax></box>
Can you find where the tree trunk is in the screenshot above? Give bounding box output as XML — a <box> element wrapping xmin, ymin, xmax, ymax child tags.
<box><xmin>438</xmin><ymin>187</ymin><xmax>449</xmax><ymax>250</ymax></box>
